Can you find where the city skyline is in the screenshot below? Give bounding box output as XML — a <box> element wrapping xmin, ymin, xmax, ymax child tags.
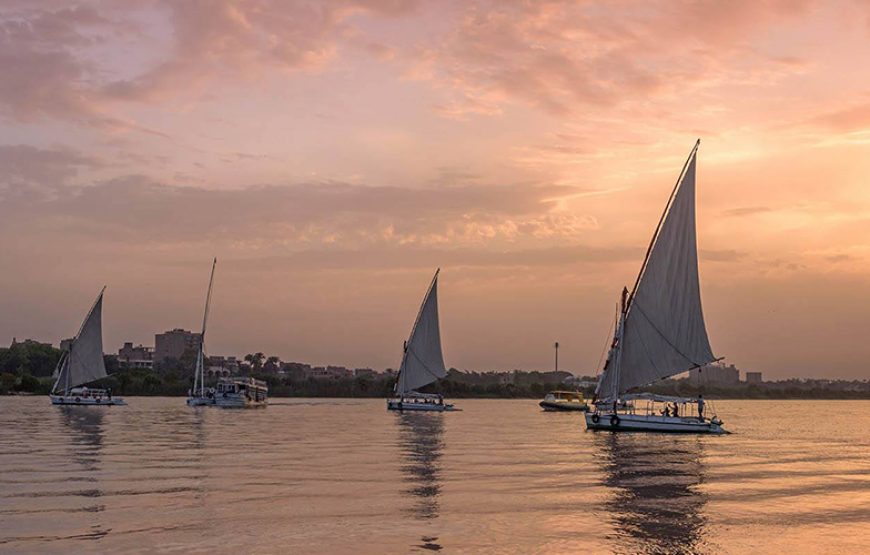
<box><xmin>3</xmin><ymin>1</ymin><xmax>870</xmax><ymax>379</ymax></box>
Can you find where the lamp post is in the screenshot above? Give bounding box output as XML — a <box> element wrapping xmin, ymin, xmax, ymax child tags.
<box><xmin>554</xmin><ymin>342</ymin><xmax>559</xmax><ymax>373</ymax></box>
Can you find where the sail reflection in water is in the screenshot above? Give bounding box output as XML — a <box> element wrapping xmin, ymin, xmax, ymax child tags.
<box><xmin>597</xmin><ymin>434</ymin><xmax>710</xmax><ymax>554</ymax></box>
<box><xmin>57</xmin><ymin>407</ymin><xmax>109</xmax><ymax>538</ymax></box>
<box><xmin>59</xmin><ymin>406</ymin><xmax>105</xmax><ymax>473</ymax></box>
<box><xmin>396</xmin><ymin>412</ymin><xmax>445</xmax><ymax>520</ymax></box>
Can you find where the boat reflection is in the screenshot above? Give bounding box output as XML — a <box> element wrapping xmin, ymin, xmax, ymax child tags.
<box><xmin>58</xmin><ymin>406</ymin><xmax>104</xmax><ymax>471</ymax></box>
<box><xmin>57</xmin><ymin>407</ymin><xmax>108</xmax><ymax>528</ymax></box>
<box><xmin>396</xmin><ymin>412</ymin><xmax>444</xmax><ymax>520</ymax></box>
<box><xmin>597</xmin><ymin>433</ymin><xmax>709</xmax><ymax>554</ymax></box>
<box><xmin>395</xmin><ymin>412</ymin><xmax>446</xmax><ymax>552</ymax></box>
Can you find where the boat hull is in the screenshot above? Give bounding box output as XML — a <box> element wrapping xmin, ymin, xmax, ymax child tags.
<box><xmin>585</xmin><ymin>412</ymin><xmax>726</xmax><ymax>434</ymax></box>
<box><xmin>539</xmin><ymin>400</ymin><xmax>589</xmax><ymax>412</ymax></box>
<box><xmin>186</xmin><ymin>396</ymin><xmax>214</xmax><ymax>407</ymax></box>
<box><xmin>387</xmin><ymin>399</ymin><xmax>455</xmax><ymax>412</ymax></box>
<box><xmin>50</xmin><ymin>395</ymin><xmax>126</xmax><ymax>406</ymax></box>
<box><xmin>214</xmin><ymin>393</ymin><xmax>267</xmax><ymax>408</ymax></box>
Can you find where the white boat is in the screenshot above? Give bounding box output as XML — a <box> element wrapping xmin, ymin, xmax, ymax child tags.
<box><xmin>585</xmin><ymin>140</ymin><xmax>726</xmax><ymax>434</ymax></box>
<box><xmin>50</xmin><ymin>288</ymin><xmax>126</xmax><ymax>406</ymax></box>
<box><xmin>387</xmin><ymin>269</ymin><xmax>456</xmax><ymax>412</ymax></box>
<box><xmin>187</xmin><ymin>258</ymin><xmax>217</xmax><ymax>407</ymax></box>
<box><xmin>214</xmin><ymin>376</ymin><xmax>268</xmax><ymax>408</ymax></box>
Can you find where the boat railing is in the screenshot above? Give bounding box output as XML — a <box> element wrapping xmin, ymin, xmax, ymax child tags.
<box><xmin>66</xmin><ymin>387</ymin><xmax>112</xmax><ymax>398</ymax></box>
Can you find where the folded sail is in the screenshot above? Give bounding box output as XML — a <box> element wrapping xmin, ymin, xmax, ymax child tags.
<box><xmin>396</xmin><ymin>270</ymin><xmax>447</xmax><ymax>395</ymax></box>
<box><xmin>598</xmin><ymin>145</ymin><xmax>715</xmax><ymax>397</ymax></box>
<box><xmin>55</xmin><ymin>289</ymin><xmax>107</xmax><ymax>392</ymax></box>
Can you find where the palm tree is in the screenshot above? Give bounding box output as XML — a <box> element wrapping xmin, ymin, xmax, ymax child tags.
<box><xmin>244</xmin><ymin>352</ymin><xmax>265</xmax><ymax>371</ymax></box>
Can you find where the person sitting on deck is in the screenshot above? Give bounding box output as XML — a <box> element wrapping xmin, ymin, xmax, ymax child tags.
<box><xmin>662</xmin><ymin>405</ymin><xmax>670</xmax><ymax>417</ymax></box>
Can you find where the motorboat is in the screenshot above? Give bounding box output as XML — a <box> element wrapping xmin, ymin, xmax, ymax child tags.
<box><xmin>539</xmin><ymin>390</ymin><xmax>589</xmax><ymax>412</ymax></box>
<box><xmin>214</xmin><ymin>376</ymin><xmax>268</xmax><ymax>408</ymax></box>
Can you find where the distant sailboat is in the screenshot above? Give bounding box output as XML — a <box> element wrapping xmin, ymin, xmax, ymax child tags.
<box><xmin>387</xmin><ymin>269</ymin><xmax>455</xmax><ymax>412</ymax></box>
<box><xmin>187</xmin><ymin>258</ymin><xmax>217</xmax><ymax>407</ymax></box>
<box><xmin>50</xmin><ymin>288</ymin><xmax>126</xmax><ymax>406</ymax></box>
<box><xmin>585</xmin><ymin>140</ymin><xmax>725</xmax><ymax>433</ymax></box>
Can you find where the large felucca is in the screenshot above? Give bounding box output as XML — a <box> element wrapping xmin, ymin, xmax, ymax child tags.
<box><xmin>187</xmin><ymin>258</ymin><xmax>217</xmax><ymax>407</ymax></box>
<box><xmin>585</xmin><ymin>140</ymin><xmax>726</xmax><ymax>433</ymax></box>
<box><xmin>387</xmin><ymin>269</ymin><xmax>456</xmax><ymax>412</ymax></box>
<box><xmin>50</xmin><ymin>288</ymin><xmax>126</xmax><ymax>406</ymax></box>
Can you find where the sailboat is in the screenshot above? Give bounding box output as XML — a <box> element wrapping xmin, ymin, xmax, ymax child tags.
<box><xmin>50</xmin><ymin>287</ymin><xmax>126</xmax><ymax>406</ymax></box>
<box><xmin>387</xmin><ymin>269</ymin><xmax>456</xmax><ymax>412</ymax></box>
<box><xmin>585</xmin><ymin>140</ymin><xmax>726</xmax><ymax>433</ymax></box>
<box><xmin>187</xmin><ymin>258</ymin><xmax>217</xmax><ymax>407</ymax></box>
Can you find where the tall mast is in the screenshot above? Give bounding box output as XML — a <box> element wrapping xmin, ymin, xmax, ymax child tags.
<box><xmin>197</xmin><ymin>258</ymin><xmax>217</xmax><ymax>396</ymax></box>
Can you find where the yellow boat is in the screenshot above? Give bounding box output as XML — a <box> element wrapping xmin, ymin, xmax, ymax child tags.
<box><xmin>539</xmin><ymin>391</ymin><xmax>589</xmax><ymax>412</ymax></box>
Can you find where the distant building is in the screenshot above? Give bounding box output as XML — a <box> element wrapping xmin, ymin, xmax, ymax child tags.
<box><xmin>11</xmin><ymin>338</ymin><xmax>52</xmax><ymax>348</ymax></box>
<box><xmin>745</xmin><ymin>371</ymin><xmax>763</xmax><ymax>384</ymax></box>
<box><xmin>118</xmin><ymin>342</ymin><xmax>154</xmax><ymax>369</ymax></box>
<box><xmin>282</xmin><ymin>362</ymin><xmax>313</xmax><ymax>380</ymax></box>
<box><xmin>354</xmin><ymin>368</ymin><xmax>376</xmax><ymax>378</ymax></box>
<box><xmin>306</xmin><ymin>366</ymin><xmax>352</xmax><ymax>379</ymax></box>
<box><xmin>689</xmin><ymin>363</ymin><xmax>740</xmax><ymax>386</ymax></box>
<box><xmin>207</xmin><ymin>355</ymin><xmax>239</xmax><ymax>376</ymax></box>
<box><xmin>154</xmin><ymin>329</ymin><xmax>202</xmax><ymax>364</ymax></box>
<box><xmin>561</xmin><ymin>375</ymin><xmax>598</xmax><ymax>389</ymax></box>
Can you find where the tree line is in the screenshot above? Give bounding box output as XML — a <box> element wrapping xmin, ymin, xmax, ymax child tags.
<box><xmin>3</xmin><ymin>340</ymin><xmax>869</xmax><ymax>399</ymax></box>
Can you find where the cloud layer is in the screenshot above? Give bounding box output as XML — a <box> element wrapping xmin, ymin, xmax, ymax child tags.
<box><xmin>2</xmin><ymin>1</ymin><xmax>870</xmax><ymax>377</ymax></box>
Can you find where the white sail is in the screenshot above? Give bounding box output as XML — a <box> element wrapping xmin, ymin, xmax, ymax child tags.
<box><xmin>395</xmin><ymin>270</ymin><xmax>447</xmax><ymax>396</ymax></box>
<box><xmin>598</xmin><ymin>143</ymin><xmax>715</xmax><ymax>398</ymax></box>
<box><xmin>54</xmin><ymin>289</ymin><xmax>107</xmax><ymax>393</ymax></box>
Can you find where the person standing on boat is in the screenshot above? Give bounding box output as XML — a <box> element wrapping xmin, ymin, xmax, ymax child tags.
<box><xmin>697</xmin><ymin>395</ymin><xmax>705</xmax><ymax>421</ymax></box>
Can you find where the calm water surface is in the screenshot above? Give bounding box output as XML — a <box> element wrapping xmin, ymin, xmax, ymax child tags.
<box><xmin>1</xmin><ymin>398</ymin><xmax>869</xmax><ymax>554</ymax></box>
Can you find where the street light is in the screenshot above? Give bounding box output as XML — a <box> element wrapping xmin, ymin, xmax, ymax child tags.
<box><xmin>554</xmin><ymin>341</ymin><xmax>559</xmax><ymax>373</ymax></box>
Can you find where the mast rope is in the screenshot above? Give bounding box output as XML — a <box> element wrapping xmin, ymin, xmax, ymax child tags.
<box><xmin>630</xmin><ymin>299</ymin><xmax>706</xmax><ymax>369</ymax></box>
<box><xmin>406</xmin><ymin>347</ymin><xmax>445</xmax><ymax>384</ymax></box>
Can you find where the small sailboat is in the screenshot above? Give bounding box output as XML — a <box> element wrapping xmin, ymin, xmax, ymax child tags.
<box><xmin>50</xmin><ymin>287</ymin><xmax>126</xmax><ymax>406</ymax></box>
<box><xmin>187</xmin><ymin>258</ymin><xmax>217</xmax><ymax>407</ymax></box>
<box><xmin>585</xmin><ymin>140</ymin><xmax>726</xmax><ymax>433</ymax></box>
<box><xmin>387</xmin><ymin>269</ymin><xmax>455</xmax><ymax>412</ymax></box>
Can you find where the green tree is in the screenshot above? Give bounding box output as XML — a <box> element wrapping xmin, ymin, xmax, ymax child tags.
<box><xmin>244</xmin><ymin>352</ymin><xmax>265</xmax><ymax>371</ymax></box>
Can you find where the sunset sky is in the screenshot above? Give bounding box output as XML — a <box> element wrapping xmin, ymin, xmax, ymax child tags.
<box><xmin>2</xmin><ymin>0</ymin><xmax>870</xmax><ymax>379</ymax></box>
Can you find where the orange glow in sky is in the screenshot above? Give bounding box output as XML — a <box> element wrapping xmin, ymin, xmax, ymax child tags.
<box><xmin>2</xmin><ymin>1</ymin><xmax>870</xmax><ymax>379</ymax></box>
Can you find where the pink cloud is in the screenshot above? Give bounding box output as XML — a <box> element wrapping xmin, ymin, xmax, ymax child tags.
<box><xmin>405</xmin><ymin>0</ymin><xmax>812</xmax><ymax>117</ymax></box>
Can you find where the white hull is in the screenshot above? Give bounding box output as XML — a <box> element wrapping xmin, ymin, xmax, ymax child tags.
<box><xmin>214</xmin><ymin>393</ymin><xmax>267</xmax><ymax>408</ymax></box>
<box><xmin>387</xmin><ymin>399</ymin><xmax>455</xmax><ymax>412</ymax></box>
<box><xmin>50</xmin><ymin>395</ymin><xmax>126</xmax><ymax>406</ymax></box>
<box><xmin>585</xmin><ymin>412</ymin><xmax>725</xmax><ymax>434</ymax></box>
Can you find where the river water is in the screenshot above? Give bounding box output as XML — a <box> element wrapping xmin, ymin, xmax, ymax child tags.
<box><xmin>1</xmin><ymin>397</ymin><xmax>868</xmax><ymax>554</ymax></box>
